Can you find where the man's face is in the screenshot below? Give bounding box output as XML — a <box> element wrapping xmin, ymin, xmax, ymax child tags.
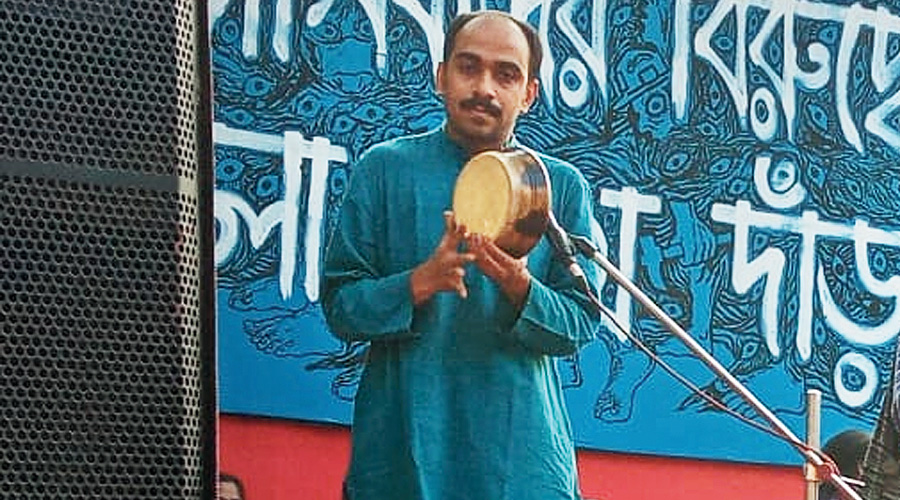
<box><xmin>437</xmin><ymin>15</ymin><xmax>538</xmax><ymax>153</ymax></box>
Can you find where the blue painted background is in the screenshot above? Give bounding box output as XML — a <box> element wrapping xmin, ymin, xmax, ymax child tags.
<box><xmin>210</xmin><ymin>0</ymin><xmax>900</xmax><ymax>465</ymax></box>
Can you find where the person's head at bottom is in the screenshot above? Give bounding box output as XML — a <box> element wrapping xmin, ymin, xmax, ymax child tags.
<box><xmin>218</xmin><ymin>473</ymin><xmax>245</xmax><ymax>500</ymax></box>
<box><xmin>820</xmin><ymin>429</ymin><xmax>871</xmax><ymax>499</ymax></box>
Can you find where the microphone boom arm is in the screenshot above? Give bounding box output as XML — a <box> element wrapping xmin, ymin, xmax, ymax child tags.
<box><xmin>567</xmin><ymin>234</ymin><xmax>862</xmax><ymax>500</ymax></box>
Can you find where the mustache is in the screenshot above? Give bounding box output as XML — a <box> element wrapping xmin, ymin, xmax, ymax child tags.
<box><xmin>459</xmin><ymin>96</ymin><xmax>502</xmax><ymax>117</ymax></box>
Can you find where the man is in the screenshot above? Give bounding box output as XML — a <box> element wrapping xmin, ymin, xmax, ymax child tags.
<box><xmin>321</xmin><ymin>11</ymin><xmax>602</xmax><ymax>500</ymax></box>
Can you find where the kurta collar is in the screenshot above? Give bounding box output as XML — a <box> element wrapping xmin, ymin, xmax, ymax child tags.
<box><xmin>436</xmin><ymin>123</ymin><xmax>520</xmax><ymax>162</ymax></box>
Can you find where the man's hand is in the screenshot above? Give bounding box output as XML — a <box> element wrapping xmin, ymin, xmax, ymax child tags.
<box><xmin>410</xmin><ymin>212</ymin><xmax>475</xmax><ymax>305</ymax></box>
<box><xmin>467</xmin><ymin>234</ymin><xmax>531</xmax><ymax>309</ymax></box>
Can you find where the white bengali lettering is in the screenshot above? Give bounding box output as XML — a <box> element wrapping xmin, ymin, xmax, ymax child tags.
<box><xmin>675</xmin><ymin>0</ymin><xmax>900</xmax><ymax>154</ymax></box>
<box><xmin>213</xmin><ymin>124</ymin><xmax>348</xmax><ymax>302</ymax></box>
<box><xmin>711</xmin><ymin>200</ymin><xmax>900</xmax><ymax>362</ymax></box>
<box><xmin>599</xmin><ymin>187</ymin><xmax>663</xmax><ymax>341</ymax></box>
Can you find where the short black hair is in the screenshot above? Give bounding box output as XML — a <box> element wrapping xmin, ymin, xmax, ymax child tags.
<box><xmin>823</xmin><ymin>430</ymin><xmax>870</xmax><ymax>477</ymax></box>
<box><xmin>443</xmin><ymin>11</ymin><xmax>543</xmax><ymax>81</ymax></box>
<box><xmin>819</xmin><ymin>430</ymin><xmax>870</xmax><ymax>499</ymax></box>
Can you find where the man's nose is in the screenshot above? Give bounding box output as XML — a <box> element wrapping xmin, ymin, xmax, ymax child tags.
<box><xmin>472</xmin><ymin>70</ymin><xmax>498</xmax><ymax>97</ymax></box>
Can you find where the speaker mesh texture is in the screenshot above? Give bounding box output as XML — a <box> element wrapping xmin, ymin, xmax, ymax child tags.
<box><xmin>0</xmin><ymin>1</ymin><xmax>212</xmax><ymax>498</ymax></box>
<box><xmin>0</xmin><ymin>0</ymin><xmax>198</xmax><ymax>178</ymax></box>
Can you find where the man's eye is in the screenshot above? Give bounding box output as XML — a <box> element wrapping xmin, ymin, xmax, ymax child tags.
<box><xmin>498</xmin><ymin>70</ymin><xmax>518</xmax><ymax>83</ymax></box>
<box><xmin>459</xmin><ymin>62</ymin><xmax>478</xmax><ymax>73</ymax></box>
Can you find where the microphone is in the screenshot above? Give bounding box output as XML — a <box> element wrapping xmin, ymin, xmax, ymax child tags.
<box><xmin>545</xmin><ymin>211</ymin><xmax>591</xmax><ymax>294</ymax></box>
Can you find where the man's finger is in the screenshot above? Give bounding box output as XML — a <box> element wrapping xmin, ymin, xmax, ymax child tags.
<box><xmin>475</xmin><ymin>254</ymin><xmax>503</xmax><ymax>279</ymax></box>
<box><xmin>456</xmin><ymin>281</ymin><xmax>468</xmax><ymax>299</ymax></box>
<box><xmin>449</xmin><ymin>252</ymin><xmax>476</xmax><ymax>266</ymax></box>
<box><xmin>443</xmin><ymin>211</ymin><xmax>456</xmax><ymax>233</ymax></box>
<box><xmin>442</xmin><ymin>211</ymin><xmax>468</xmax><ymax>248</ymax></box>
<box><xmin>443</xmin><ymin>211</ymin><xmax>468</xmax><ymax>237</ymax></box>
<box><xmin>476</xmin><ymin>235</ymin><xmax>527</xmax><ymax>272</ymax></box>
<box><xmin>470</xmin><ymin>235</ymin><xmax>504</xmax><ymax>278</ymax></box>
<box><xmin>477</xmin><ymin>236</ymin><xmax>517</xmax><ymax>265</ymax></box>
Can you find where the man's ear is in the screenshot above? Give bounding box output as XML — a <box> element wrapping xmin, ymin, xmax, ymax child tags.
<box><xmin>435</xmin><ymin>62</ymin><xmax>446</xmax><ymax>96</ymax></box>
<box><xmin>523</xmin><ymin>78</ymin><xmax>539</xmax><ymax>111</ymax></box>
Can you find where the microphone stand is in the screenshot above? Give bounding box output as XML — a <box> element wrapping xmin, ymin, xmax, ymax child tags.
<box><xmin>567</xmin><ymin>234</ymin><xmax>863</xmax><ymax>500</ymax></box>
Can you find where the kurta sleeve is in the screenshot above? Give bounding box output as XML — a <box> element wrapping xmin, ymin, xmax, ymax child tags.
<box><xmin>320</xmin><ymin>150</ymin><xmax>418</xmax><ymax>342</ymax></box>
<box><xmin>508</xmin><ymin>163</ymin><xmax>604</xmax><ymax>356</ymax></box>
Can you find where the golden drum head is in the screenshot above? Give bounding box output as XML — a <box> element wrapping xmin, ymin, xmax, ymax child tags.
<box><xmin>452</xmin><ymin>149</ymin><xmax>550</xmax><ymax>258</ymax></box>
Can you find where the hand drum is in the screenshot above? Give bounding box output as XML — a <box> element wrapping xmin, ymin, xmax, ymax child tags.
<box><xmin>452</xmin><ymin>149</ymin><xmax>551</xmax><ymax>258</ymax></box>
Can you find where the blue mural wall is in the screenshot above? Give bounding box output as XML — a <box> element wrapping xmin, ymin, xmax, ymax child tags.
<box><xmin>210</xmin><ymin>0</ymin><xmax>900</xmax><ymax>465</ymax></box>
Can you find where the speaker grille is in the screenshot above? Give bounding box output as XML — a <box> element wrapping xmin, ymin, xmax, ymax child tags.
<box><xmin>0</xmin><ymin>0</ymin><xmax>198</xmax><ymax>179</ymax></box>
<box><xmin>0</xmin><ymin>0</ymin><xmax>213</xmax><ymax>498</ymax></box>
<box><xmin>0</xmin><ymin>174</ymin><xmax>205</xmax><ymax>497</ymax></box>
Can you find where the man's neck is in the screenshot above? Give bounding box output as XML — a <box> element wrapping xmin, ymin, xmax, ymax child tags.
<box><xmin>443</xmin><ymin>125</ymin><xmax>513</xmax><ymax>156</ymax></box>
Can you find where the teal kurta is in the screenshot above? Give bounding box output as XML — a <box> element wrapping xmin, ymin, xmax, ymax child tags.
<box><xmin>321</xmin><ymin>128</ymin><xmax>603</xmax><ymax>500</ymax></box>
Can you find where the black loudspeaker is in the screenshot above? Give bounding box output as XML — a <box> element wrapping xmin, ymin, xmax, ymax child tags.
<box><xmin>0</xmin><ymin>1</ymin><xmax>216</xmax><ymax>498</ymax></box>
